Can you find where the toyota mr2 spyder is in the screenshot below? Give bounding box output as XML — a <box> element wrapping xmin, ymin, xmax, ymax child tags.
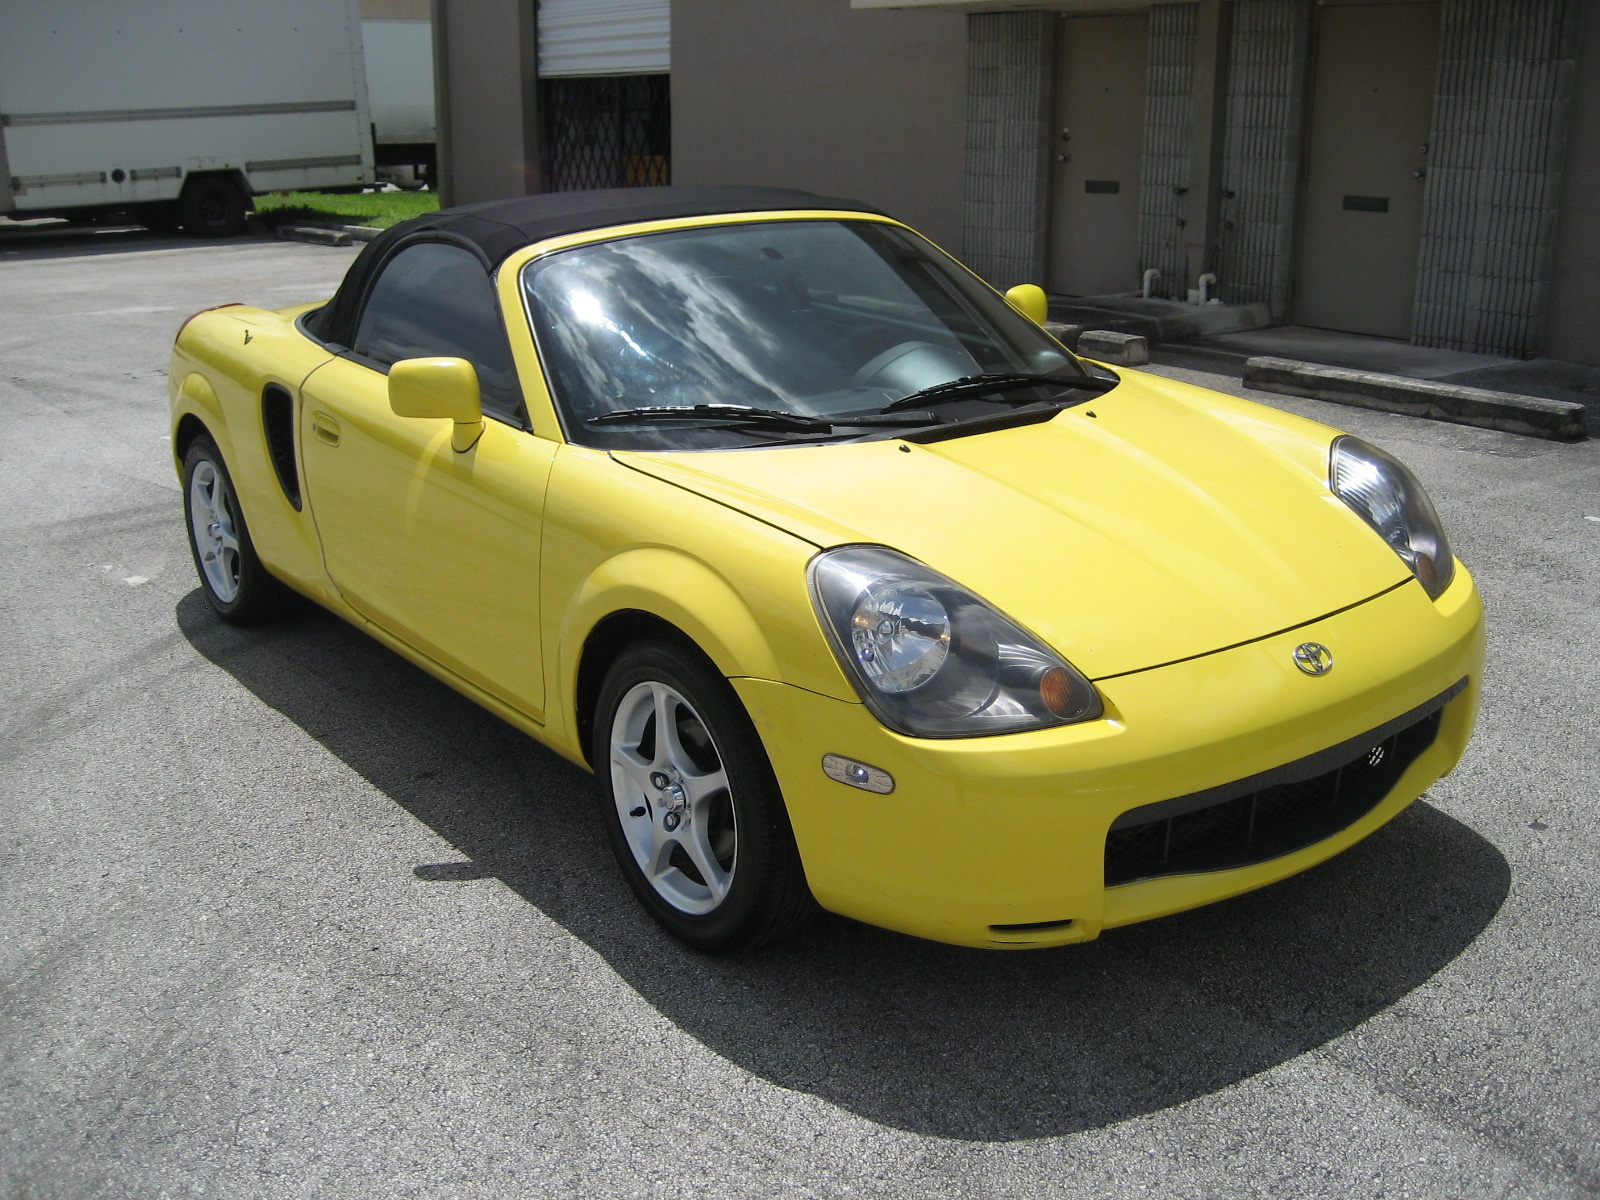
<box><xmin>170</xmin><ymin>186</ymin><xmax>1483</xmax><ymax>950</ymax></box>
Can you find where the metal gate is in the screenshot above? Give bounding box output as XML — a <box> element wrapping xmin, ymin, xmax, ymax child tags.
<box><xmin>540</xmin><ymin>74</ymin><xmax>670</xmax><ymax>192</ymax></box>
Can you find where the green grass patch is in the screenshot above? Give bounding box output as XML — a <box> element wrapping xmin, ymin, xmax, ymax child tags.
<box><xmin>254</xmin><ymin>189</ymin><xmax>440</xmax><ymax>229</ymax></box>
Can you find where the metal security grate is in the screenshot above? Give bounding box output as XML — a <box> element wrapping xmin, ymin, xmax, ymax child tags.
<box><xmin>540</xmin><ymin>74</ymin><xmax>670</xmax><ymax>192</ymax></box>
<box><xmin>1104</xmin><ymin>681</ymin><xmax>1465</xmax><ymax>886</ymax></box>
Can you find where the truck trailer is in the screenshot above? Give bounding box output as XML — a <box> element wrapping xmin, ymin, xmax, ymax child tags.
<box><xmin>1</xmin><ymin>0</ymin><xmax>375</xmax><ymax>236</ymax></box>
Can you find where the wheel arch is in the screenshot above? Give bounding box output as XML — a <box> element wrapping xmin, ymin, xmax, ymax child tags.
<box><xmin>178</xmin><ymin>168</ymin><xmax>254</xmax><ymax>205</ymax></box>
<box><xmin>172</xmin><ymin>372</ymin><xmax>226</xmax><ymax>475</ymax></box>
<box><xmin>575</xmin><ymin>610</ymin><xmax>703</xmax><ymax>766</ymax></box>
<box><xmin>564</xmin><ymin>548</ymin><xmax>784</xmax><ymax>767</ymax></box>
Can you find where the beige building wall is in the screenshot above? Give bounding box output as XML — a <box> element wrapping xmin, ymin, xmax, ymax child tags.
<box><xmin>670</xmin><ymin>0</ymin><xmax>968</xmax><ymax>252</ymax></box>
<box><xmin>363</xmin><ymin>0</ymin><xmax>429</xmax><ymax>18</ymax></box>
<box><xmin>432</xmin><ymin>0</ymin><xmax>540</xmax><ymax>206</ymax></box>
<box><xmin>1545</xmin><ymin>0</ymin><xmax>1600</xmax><ymax>367</ymax></box>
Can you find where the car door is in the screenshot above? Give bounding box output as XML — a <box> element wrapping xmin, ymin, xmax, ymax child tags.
<box><xmin>299</xmin><ymin>238</ymin><xmax>555</xmax><ymax>720</ymax></box>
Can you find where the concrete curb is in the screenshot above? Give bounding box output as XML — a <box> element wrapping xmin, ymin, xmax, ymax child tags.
<box><xmin>272</xmin><ymin>222</ymin><xmax>382</xmax><ymax>247</ymax></box>
<box><xmin>276</xmin><ymin>225</ymin><xmax>352</xmax><ymax>247</ymax></box>
<box><xmin>1077</xmin><ymin>329</ymin><xmax>1149</xmax><ymax>366</ymax></box>
<box><xmin>1047</xmin><ymin>323</ymin><xmax>1153</xmax><ymax>367</ymax></box>
<box><xmin>1243</xmin><ymin>355</ymin><xmax>1588</xmax><ymax>441</ymax></box>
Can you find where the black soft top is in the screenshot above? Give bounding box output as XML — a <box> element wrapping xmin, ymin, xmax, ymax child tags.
<box><xmin>310</xmin><ymin>184</ymin><xmax>882</xmax><ymax>346</ymax></box>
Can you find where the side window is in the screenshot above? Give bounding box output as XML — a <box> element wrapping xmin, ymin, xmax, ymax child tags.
<box><xmin>353</xmin><ymin>241</ymin><xmax>524</xmax><ymax>423</ymax></box>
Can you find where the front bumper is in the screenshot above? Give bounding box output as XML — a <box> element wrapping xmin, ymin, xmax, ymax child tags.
<box><xmin>735</xmin><ymin>568</ymin><xmax>1484</xmax><ymax>949</ymax></box>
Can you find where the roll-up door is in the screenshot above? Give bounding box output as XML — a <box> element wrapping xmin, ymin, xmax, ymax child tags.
<box><xmin>537</xmin><ymin>0</ymin><xmax>670</xmax><ymax>78</ymax></box>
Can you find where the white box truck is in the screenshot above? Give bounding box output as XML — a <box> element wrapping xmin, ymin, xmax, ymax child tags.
<box><xmin>362</xmin><ymin>7</ymin><xmax>436</xmax><ymax>185</ymax></box>
<box><xmin>0</xmin><ymin>0</ymin><xmax>375</xmax><ymax>236</ymax></box>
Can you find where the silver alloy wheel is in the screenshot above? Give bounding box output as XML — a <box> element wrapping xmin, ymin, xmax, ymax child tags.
<box><xmin>608</xmin><ymin>680</ymin><xmax>737</xmax><ymax>915</ymax></box>
<box><xmin>187</xmin><ymin>458</ymin><xmax>241</xmax><ymax>603</ymax></box>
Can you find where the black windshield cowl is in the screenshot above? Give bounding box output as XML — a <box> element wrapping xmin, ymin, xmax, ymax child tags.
<box><xmin>880</xmin><ymin>372</ymin><xmax>1119</xmax><ymax>414</ymax></box>
<box><xmin>587</xmin><ymin>403</ymin><xmax>940</xmax><ymax>434</ymax></box>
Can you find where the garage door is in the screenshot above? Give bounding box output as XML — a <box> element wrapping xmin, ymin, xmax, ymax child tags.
<box><xmin>537</xmin><ymin>0</ymin><xmax>670</xmax><ymax>78</ymax></box>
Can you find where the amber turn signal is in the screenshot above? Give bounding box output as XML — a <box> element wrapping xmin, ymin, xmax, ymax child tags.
<box><xmin>1038</xmin><ymin>667</ymin><xmax>1081</xmax><ymax>718</ymax></box>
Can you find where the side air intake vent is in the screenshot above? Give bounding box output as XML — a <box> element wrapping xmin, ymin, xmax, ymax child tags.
<box><xmin>261</xmin><ymin>384</ymin><xmax>301</xmax><ymax>510</ymax></box>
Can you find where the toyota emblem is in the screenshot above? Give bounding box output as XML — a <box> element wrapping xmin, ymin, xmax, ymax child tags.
<box><xmin>1293</xmin><ymin>642</ymin><xmax>1334</xmax><ymax>676</ymax></box>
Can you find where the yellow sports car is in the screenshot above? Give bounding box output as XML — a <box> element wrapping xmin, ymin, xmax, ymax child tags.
<box><xmin>169</xmin><ymin>186</ymin><xmax>1483</xmax><ymax>951</ymax></box>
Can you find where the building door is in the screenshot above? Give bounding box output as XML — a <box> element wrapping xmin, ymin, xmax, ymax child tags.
<box><xmin>1295</xmin><ymin>2</ymin><xmax>1440</xmax><ymax>338</ymax></box>
<box><xmin>1047</xmin><ymin>14</ymin><xmax>1149</xmax><ymax>297</ymax></box>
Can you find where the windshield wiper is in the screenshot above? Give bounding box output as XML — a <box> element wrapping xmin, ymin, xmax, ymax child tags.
<box><xmin>880</xmin><ymin>372</ymin><xmax>1118</xmax><ymax>414</ymax></box>
<box><xmin>587</xmin><ymin>403</ymin><xmax>938</xmax><ymax>432</ymax></box>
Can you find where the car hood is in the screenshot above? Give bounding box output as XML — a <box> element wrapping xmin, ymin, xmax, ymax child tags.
<box><xmin>615</xmin><ymin>372</ymin><xmax>1411</xmax><ymax>679</ymax></box>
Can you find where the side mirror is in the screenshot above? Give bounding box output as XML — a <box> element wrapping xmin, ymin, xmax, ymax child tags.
<box><xmin>389</xmin><ymin>357</ymin><xmax>485</xmax><ymax>452</ymax></box>
<box><xmin>1004</xmin><ymin>283</ymin><xmax>1050</xmax><ymax>327</ymax></box>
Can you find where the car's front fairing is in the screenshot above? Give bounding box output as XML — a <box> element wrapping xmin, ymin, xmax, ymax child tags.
<box><xmin>734</xmin><ymin>570</ymin><xmax>1481</xmax><ymax>947</ymax></box>
<box><xmin>615</xmin><ymin>371</ymin><xmax>1418</xmax><ymax>681</ymax></box>
<box><xmin>598</xmin><ymin>368</ymin><xmax>1484</xmax><ymax>947</ymax></box>
<box><xmin>504</xmin><ymin>211</ymin><xmax>1484</xmax><ymax>949</ymax></box>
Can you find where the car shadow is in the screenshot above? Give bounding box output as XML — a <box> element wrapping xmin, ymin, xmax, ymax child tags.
<box><xmin>177</xmin><ymin>591</ymin><xmax>1510</xmax><ymax>1142</ymax></box>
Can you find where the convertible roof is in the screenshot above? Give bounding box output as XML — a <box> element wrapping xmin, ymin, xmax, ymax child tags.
<box><xmin>311</xmin><ymin>185</ymin><xmax>883</xmax><ymax>346</ymax></box>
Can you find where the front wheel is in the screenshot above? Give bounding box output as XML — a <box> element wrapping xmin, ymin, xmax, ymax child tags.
<box><xmin>593</xmin><ymin>639</ymin><xmax>815</xmax><ymax>951</ymax></box>
<box><xmin>182</xmin><ymin>437</ymin><xmax>291</xmax><ymax>625</ymax></box>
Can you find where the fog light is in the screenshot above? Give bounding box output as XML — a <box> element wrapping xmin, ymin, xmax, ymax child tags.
<box><xmin>822</xmin><ymin>754</ymin><xmax>895</xmax><ymax>794</ymax></box>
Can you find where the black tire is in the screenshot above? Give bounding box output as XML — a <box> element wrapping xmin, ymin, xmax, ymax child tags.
<box><xmin>592</xmin><ymin>638</ymin><xmax>816</xmax><ymax>951</ymax></box>
<box><xmin>181</xmin><ymin>437</ymin><xmax>292</xmax><ymax>625</ymax></box>
<box><xmin>176</xmin><ymin>176</ymin><xmax>249</xmax><ymax>238</ymax></box>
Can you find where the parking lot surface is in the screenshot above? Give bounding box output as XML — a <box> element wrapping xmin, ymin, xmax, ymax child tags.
<box><xmin>1</xmin><ymin>230</ymin><xmax>1597</xmax><ymax>1199</ymax></box>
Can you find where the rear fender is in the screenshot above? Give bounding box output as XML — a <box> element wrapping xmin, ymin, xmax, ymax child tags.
<box><xmin>170</xmin><ymin>371</ymin><xmax>229</xmax><ymax>474</ymax></box>
<box><xmin>167</xmin><ymin>305</ymin><xmax>338</xmax><ymax>603</ymax></box>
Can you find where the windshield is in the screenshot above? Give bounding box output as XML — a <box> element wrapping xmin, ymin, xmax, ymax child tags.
<box><xmin>520</xmin><ymin>219</ymin><xmax>1088</xmax><ymax>450</ymax></box>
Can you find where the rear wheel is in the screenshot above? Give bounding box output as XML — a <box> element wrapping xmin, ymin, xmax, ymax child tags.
<box><xmin>182</xmin><ymin>437</ymin><xmax>291</xmax><ymax>625</ymax></box>
<box><xmin>593</xmin><ymin>639</ymin><xmax>815</xmax><ymax>951</ymax></box>
<box><xmin>177</xmin><ymin>176</ymin><xmax>249</xmax><ymax>238</ymax></box>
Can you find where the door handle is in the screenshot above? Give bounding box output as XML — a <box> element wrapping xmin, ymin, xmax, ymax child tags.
<box><xmin>311</xmin><ymin>411</ymin><xmax>341</xmax><ymax>446</ymax></box>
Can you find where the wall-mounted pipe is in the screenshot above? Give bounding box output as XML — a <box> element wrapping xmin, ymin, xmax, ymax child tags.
<box><xmin>1141</xmin><ymin>268</ymin><xmax>1160</xmax><ymax>299</ymax></box>
<box><xmin>1197</xmin><ymin>273</ymin><xmax>1218</xmax><ymax>304</ymax></box>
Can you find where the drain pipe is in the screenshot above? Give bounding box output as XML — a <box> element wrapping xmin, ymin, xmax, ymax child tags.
<box><xmin>1141</xmin><ymin>268</ymin><xmax>1160</xmax><ymax>299</ymax></box>
<box><xmin>1197</xmin><ymin>272</ymin><xmax>1218</xmax><ymax>304</ymax></box>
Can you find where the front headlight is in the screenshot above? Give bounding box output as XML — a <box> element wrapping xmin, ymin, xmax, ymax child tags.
<box><xmin>1330</xmin><ymin>436</ymin><xmax>1455</xmax><ymax>599</ymax></box>
<box><xmin>808</xmin><ymin>545</ymin><xmax>1102</xmax><ymax>738</ymax></box>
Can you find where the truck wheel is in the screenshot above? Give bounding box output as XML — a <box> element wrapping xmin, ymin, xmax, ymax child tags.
<box><xmin>177</xmin><ymin>177</ymin><xmax>249</xmax><ymax>238</ymax></box>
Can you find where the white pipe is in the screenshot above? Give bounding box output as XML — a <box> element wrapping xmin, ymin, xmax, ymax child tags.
<box><xmin>1197</xmin><ymin>273</ymin><xmax>1218</xmax><ymax>304</ymax></box>
<box><xmin>1141</xmin><ymin>268</ymin><xmax>1160</xmax><ymax>299</ymax></box>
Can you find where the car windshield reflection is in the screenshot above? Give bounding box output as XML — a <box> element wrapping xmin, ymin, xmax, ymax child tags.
<box><xmin>520</xmin><ymin>219</ymin><xmax>1088</xmax><ymax>449</ymax></box>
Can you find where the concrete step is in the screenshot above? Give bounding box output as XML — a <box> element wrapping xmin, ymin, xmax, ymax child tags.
<box><xmin>1047</xmin><ymin>295</ymin><xmax>1271</xmax><ymax>342</ymax></box>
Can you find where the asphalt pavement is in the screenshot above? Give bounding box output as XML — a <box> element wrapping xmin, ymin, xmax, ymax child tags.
<box><xmin>1</xmin><ymin>228</ymin><xmax>1597</xmax><ymax>1199</ymax></box>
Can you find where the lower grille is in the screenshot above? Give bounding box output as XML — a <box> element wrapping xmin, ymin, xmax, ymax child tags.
<box><xmin>1104</xmin><ymin>680</ymin><xmax>1465</xmax><ymax>887</ymax></box>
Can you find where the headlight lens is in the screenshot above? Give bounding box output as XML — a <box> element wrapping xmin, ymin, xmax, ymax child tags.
<box><xmin>1330</xmin><ymin>436</ymin><xmax>1455</xmax><ymax>599</ymax></box>
<box><xmin>808</xmin><ymin>545</ymin><xmax>1102</xmax><ymax>737</ymax></box>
